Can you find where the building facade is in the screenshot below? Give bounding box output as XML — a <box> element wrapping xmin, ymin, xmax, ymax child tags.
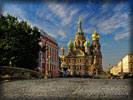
<box><xmin>111</xmin><ymin>53</ymin><xmax>133</xmax><ymax>75</ymax></box>
<box><xmin>39</xmin><ymin>31</ymin><xmax>59</xmax><ymax>78</ymax></box>
<box><xmin>60</xmin><ymin>17</ymin><xmax>103</xmax><ymax>77</ymax></box>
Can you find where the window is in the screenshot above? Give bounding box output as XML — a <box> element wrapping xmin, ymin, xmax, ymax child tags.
<box><xmin>78</xmin><ymin>41</ymin><xmax>80</xmax><ymax>46</ymax></box>
<box><xmin>82</xmin><ymin>42</ymin><xmax>84</xmax><ymax>46</ymax></box>
<box><xmin>57</xmin><ymin>50</ymin><xmax>58</xmax><ymax>55</ymax></box>
<box><xmin>50</xmin><ymin>47</ymin><xmax>51</xmax><ymax>52</ymax></box>
<box><xmin>47</xmin><ymin>46</ymin><xmax>49</xmax><ymax>51</ymax></box>
<box><xmin>94</xmin><ymin>46</ymin><xmax>97</xmax><ymax>50</ymax></box>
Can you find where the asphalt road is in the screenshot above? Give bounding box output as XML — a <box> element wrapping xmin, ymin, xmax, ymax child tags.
<box><xmin>0</xmin><ymin>78</ymin><xmax>133</xmax><ymax>100</ymax></box>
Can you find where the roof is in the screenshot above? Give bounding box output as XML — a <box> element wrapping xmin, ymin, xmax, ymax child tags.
<box><xmin>40</xmin><ymin>30</ymin><xmax>57</xmax><ymax>43</ymax></box>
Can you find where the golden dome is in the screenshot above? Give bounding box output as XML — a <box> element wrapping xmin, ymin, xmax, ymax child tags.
<box><xmin>92</xmin><ymin>28</ymin><xmax>100</xmax><ymax>39</ymax></box>
<box><xmin>62</xmin><ymin>55</ymin><xmax>66</xmax><ymax>59</ymax></box>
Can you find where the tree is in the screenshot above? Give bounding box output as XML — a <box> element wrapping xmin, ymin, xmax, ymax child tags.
<box><xmin>0</xmin><ymin>14</ymin><xmax>41</xmax><ymax>69</ymax></box>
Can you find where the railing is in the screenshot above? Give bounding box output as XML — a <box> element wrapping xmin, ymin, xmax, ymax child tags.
<box><xmin>0</xmin><ymin>66</ymin><xmax>45</xmax><ymax>81</ymax></box>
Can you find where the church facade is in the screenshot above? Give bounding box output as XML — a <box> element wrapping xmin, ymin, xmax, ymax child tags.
<box><xmin>60</xmin><ymin>17</ymin><xmax>103</xmax><ymax>77</ymax></box>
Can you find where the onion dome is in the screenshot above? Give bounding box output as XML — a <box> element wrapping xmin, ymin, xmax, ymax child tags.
<box><xmin>62</xmin><ymin>55</ymin><xmax>66</xmax><ymax>59</ymax></box>
<box><xmin>61</xmin><ymin>44</ymin><xmax>65</xmax><ymax>51</ymax></box>
<box><xmin>84</xmin><ymin>36</ymin><xmax>90</xmax><ymax>47</ymax></box>
<box><xmin>92</xmin><ymin>28</ymin><xmax>100</xmax><ymax>39</ymax></box>
<box><xmin>67</xmin><ymin>36</ymin><xmax>73</xmax><ymax>48</ymax></box>
<box><xmin>84</xmin><ymin>41</ymin><xmax>89</xmax><ymax>47</ymax></box>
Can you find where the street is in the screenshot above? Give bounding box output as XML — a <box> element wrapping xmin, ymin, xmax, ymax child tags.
<box><xmin>0</xmin><ymin>78</ymin><xmax>132</xmax><ymax>100</ymax></box>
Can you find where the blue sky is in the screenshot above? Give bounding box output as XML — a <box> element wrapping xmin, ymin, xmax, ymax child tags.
<box><xmin>2</xmin><ymin>1</ymin><xmax>130</xmax><ymax>70</ymax></box>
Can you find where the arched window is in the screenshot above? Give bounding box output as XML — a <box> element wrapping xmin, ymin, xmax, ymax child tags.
<box><xmin>94</xmin><ymin>46</ymin><xmax>97</xmax><ymax>50</ymax></box>
<box><xmin>82</xmin><ymin>42</ymin><xmax>84</xmax><ymax>46</ymax></box>
<box><xmin>78</xmin><ymin>41</ymin><xmax>80</xmax><ymax>46</ymax></box>
<box><xmin>74</xmin><ymin>42</ymin><xmax>76</xmax><ymax>46</ymax></box>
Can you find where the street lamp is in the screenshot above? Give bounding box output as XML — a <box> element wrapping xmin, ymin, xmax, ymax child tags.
<box><xmin>107</xmin><ymin>64</ymin><xmax>112</xmax><ymax>79</ymax></box>
<box><xmin>48</xmin><ymin>56</ymin><xmax>51</xmax><ymax>78</ymax></box>
<box><xmin>9</xmin><ymin>60</ymin><xmax>12</xmax><ymax>67</ymax></box>
<box><xmin>46</xmin><ymin>56</ymin><xmax>51</xmax><ymax>78</ymax></box>
<box><xmin>108</xmin><ymin>64</ymin><xmax>111</xmax><ymax>74</ymax></box>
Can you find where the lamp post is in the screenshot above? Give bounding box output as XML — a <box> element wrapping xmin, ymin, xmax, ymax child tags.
<box><xmin>46</xmin><ymin>56</ymin><xmax>51</xmax><ymax>78</ymax></box>
<box><xmin>9</xmin><ymin>60</ymin><xmax>12</xmax><ymax>67</ymax></box>
<box><xmin>108</xmin><ymin>64</ymin><xmax>110</xmax><ymax>74</ymax></box>
<box><xmin>48</xmin><ymin>56</ymin><xmax>51</xmax><ymax>78</ymax></box>
<box><xmin>107</xmin><ymin>64</ymin><xmax>111</xmax><ymax>79</ymax></box>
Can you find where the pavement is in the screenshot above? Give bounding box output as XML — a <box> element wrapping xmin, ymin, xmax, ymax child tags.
<box><xmin>0</xmin><ymin>78</ymin><xmax>132</xmax><ymax>100</ymax></box>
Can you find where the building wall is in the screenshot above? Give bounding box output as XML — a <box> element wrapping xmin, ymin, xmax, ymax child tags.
<box><xmin>112</xmin><ymin>65</ymin><xmax>118</xmax><ymax>75</ymax></box>
<box><xmin>39</xmin><ymin>32</ymin><xmax>59</xmax><ymax>78</ymax></box>
<box><xmin>111</xmin><ymin>53</ymin><xmax>133</xmax><ymax>75</ymax></box>
<box><xmin>122</xmin><ymin>55</ymin><xmax>129</xmax><ymax>72</ymax></box>
<box><xmin>129</xmin><ymin>54</ymin><xmax>133</xmax><ymax>72</ymax></box>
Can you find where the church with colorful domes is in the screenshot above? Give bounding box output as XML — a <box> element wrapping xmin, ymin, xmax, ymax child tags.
<box><xmin>60</xmin><ymin>17</ymin><xmax>103</xmax><ymax>77</ymax></box>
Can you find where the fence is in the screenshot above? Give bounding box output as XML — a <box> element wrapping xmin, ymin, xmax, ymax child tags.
<box><xmin>0</xmin><ymin>66</ymin><xmax>45</xmax><ymax>81</ymax></box>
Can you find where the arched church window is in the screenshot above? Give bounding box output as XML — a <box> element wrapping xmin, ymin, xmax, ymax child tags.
<box><xmin>93</xmin><ymin>68</ymin><xmax>96</xmax><ymax>75</ymax></box>
<box><xmin>82</xmin><ymin>42</ymin><xmax>84</xmax><ymax>46</ymax></box>
<box><xmin>78</xmin><ymin>41</ymin><xmax>80</xmax><ymax>46</ymax></box>
<box><xmin>94</xmin><ymin>46</ymin><xmax>97</xmax><ymax>50</ymax></box>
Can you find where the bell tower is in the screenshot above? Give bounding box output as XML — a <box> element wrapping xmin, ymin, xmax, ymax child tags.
<box><xmin>91</xmin><ymin>28</ymin><xmax>102</xmax><ymax>56</ymax></box>
<box><xmin>73</xmin><ymin>16</ymin><xmax>85</xmax><ymax>51</ymax></box>
<box><xmin>91</xmin><ymin>28</ymin><xmax>102</xmax><ymax>72</ymax></box>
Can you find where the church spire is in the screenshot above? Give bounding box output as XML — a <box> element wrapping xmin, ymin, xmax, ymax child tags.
<box><xmin>61</xmin><ymin>43</ymin><xmax>65</xmax><ymax>56</ymax></box>
<box><xmin>78</xmin><ymin>16</ymin><xmax>82</xmax><ymax>32</ymax></box>
<box><xmin>70</xmin><ymin>35</ymin><xmax>72</xmax><ymax>42</ymax></box>
<box><xmin>86</xmin><ymin>36</ymin><xmax>90</xmax><ymax>43</ymax></box>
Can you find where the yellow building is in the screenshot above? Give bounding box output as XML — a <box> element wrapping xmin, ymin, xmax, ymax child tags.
<box><xmin>111</xmin><ymin>53</ymin><xmax>133</xmax><ymax>75</ymax></box>
<box><xmin>60</xmin><ymin>17</ymin><xmax>103</xmax><ymax>77</ymax></box>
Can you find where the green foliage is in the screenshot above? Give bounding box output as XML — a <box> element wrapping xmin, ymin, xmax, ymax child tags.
<box><xmin>0</xmin><ymin>14</ymin><xmax>41</xmax><ymax>69</ymax></box>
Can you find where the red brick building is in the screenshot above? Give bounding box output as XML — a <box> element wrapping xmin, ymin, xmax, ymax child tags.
<box><xmin>39</xmin><ymin>30</ymin><xmax>59</xmax><ymax>78</ymax></box>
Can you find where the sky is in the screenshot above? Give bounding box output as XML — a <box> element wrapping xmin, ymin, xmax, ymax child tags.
<box><xmin>1</xmin><ymin>0</ymin><xmax>131</xmax><ymax>70</ymax></box>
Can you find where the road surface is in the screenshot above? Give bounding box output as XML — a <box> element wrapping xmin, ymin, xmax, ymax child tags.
<box><xmin>0</xmin><ymin>78</ymin><xmax>132</xmax><ymax>100</ymax></box>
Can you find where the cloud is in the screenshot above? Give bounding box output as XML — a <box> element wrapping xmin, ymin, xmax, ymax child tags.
<box><xmin>48</xmin><ymin>2</ymin><xmax>67</xmax><ymax>19</ymax></box>
<box><xmin>101</xmin><ymin>43</ymin><xmax>109</xmax><ymax>47</ymax></box>
<box><xmin>3</xmin><ymin>5</ymin><xmax>36</xmax><ymax>28</ymax></box>
<box><xmin>87</xmin><ymin>2</ymin><xmax>130</xmax><ymax>36</ymax></box>
<box><xmin>61</xmin><ymin>9</ymin><xmax>78</xmax><ymax>26</ymax></box>
<box><xmin>97</xmin><ymin>12</ymin><xmax>129</xmax><ymax>35</ymax></box>
<box><xmin>47</xmin><ymin>2</ymin><xmax>78</xmax><ymax>26</ymax></box>
<box><xmin>84</xmin><ymin>27</ymin><xmax>94</xmax><ymax>34</ymax></box>
<box><xmin>3</xmin><ymin>5</ymin><xmax>26</xmax><ymax>20</ymax></box>
<box><xmin>114</xmin><ymin>31</ymin><xmax>130</xmax><ymax>40</ymax></box>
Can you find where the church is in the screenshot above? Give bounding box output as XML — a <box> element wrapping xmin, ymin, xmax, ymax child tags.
<box><xmin>60</xmin><ymin>17</ymin><xmax>103</xmax><ymax>77</ymax></box>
